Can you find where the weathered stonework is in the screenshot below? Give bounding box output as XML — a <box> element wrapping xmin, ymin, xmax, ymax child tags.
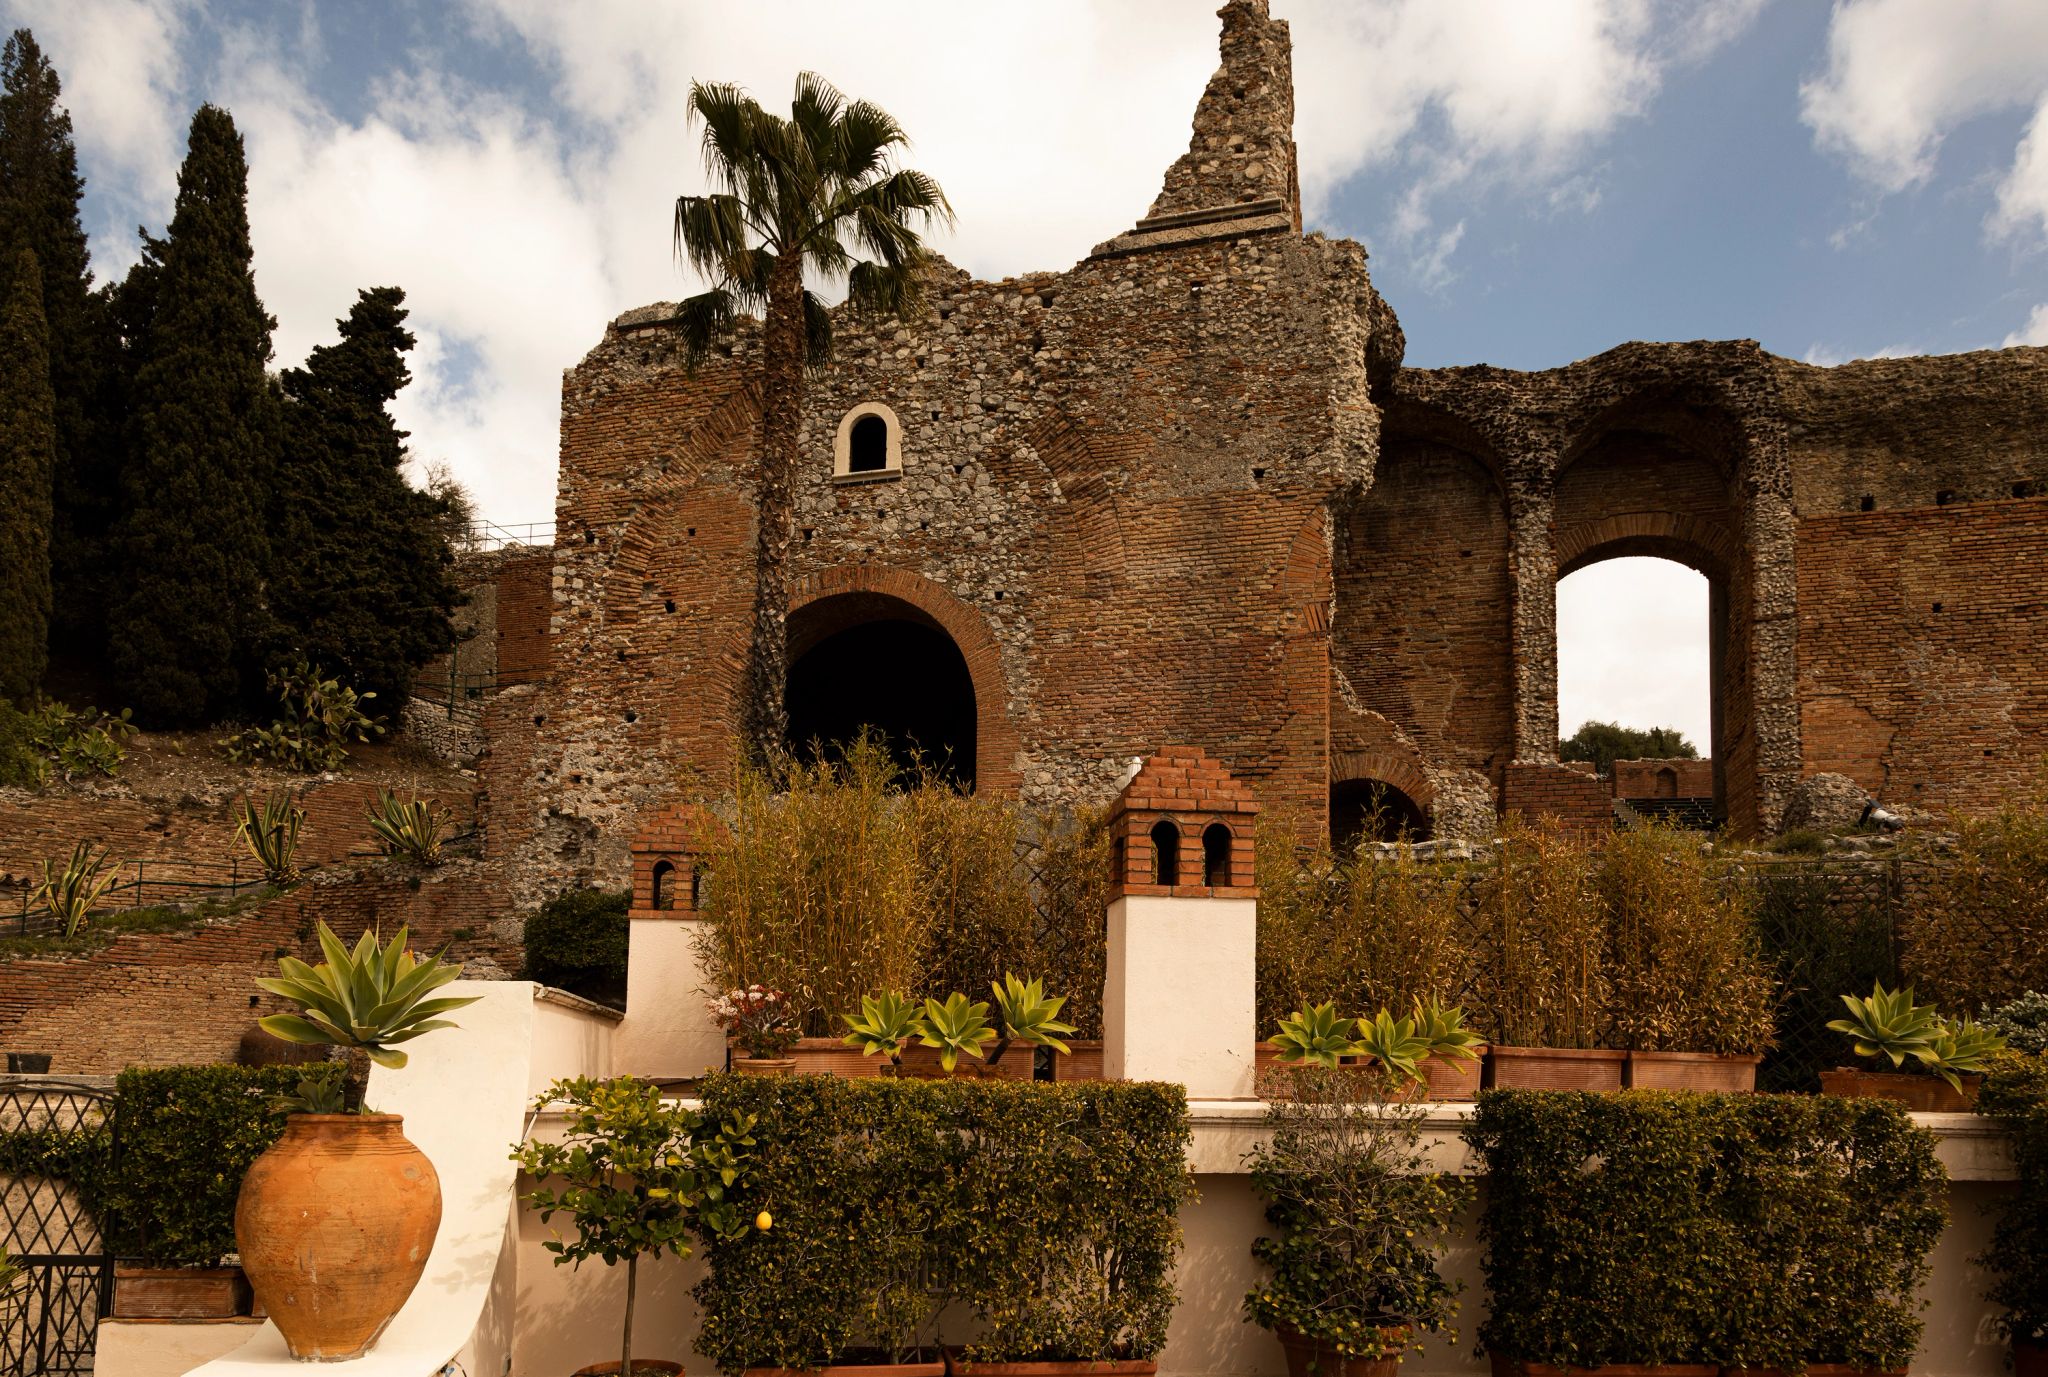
<box><xmin>468</xmin><ymin>0</ymin><xmax>2048</xmax><ymax>903</ymax></box>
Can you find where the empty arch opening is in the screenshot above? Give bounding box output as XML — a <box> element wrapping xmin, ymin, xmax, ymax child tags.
<box><xmin>1201</xmin><ymin>823</ymin><xmax>1232</xmax><ymax>886</ymax></box>
<box><xmin>848</xmin><ymin>414</ymin><xmax>889</xmax><ymax>473</ymax></box>
<box><xmin>1330</xmin><ymin>778</ymin><xmax>1430</xmax><ymax>850</ymax></box>
<box><xmin>1150</xmin><ymin>820</ymin><xmax>1181</xmax><ymax>886</ymax></box>
<box><xmin>786</xmin><ymin>594</ymin><xmax>976</xmax><ymax>788</ymax></box>
<box><xmin>650</xmin><ymin>859</ymin><xmax>676</xmax><ymax>911</ymax></box>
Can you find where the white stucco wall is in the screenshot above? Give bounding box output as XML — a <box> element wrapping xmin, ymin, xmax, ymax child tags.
<box><xmin>1104</xmin><ymin>895</ymin><xmax>1258</xmax><ymax>1099</ymax></box>
<box><xmin>613</xmin><ymin>917</ymin><xmax>725</xmax><ymax>1081</ymax></box>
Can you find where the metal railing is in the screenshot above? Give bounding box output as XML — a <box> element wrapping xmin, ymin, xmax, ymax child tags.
<box><xmin>5</xmin><ymin>858</ymin><xmax>273</xmax><ymax>939</ymax></box>
<box><xmin>459</xmin><ymin>520</ymin><xmax>556</xmax><ymax>552</ymax></box>
<box><xmin>0</xmin><ymin>1080</ymin><xmax>114</xmax><ymax>1377</ymax></box>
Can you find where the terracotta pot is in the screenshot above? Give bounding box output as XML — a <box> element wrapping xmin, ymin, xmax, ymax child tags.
<box><xmin>1275</xmin><ymin>1324</ymin><xmax>1410</xmax><ymax>1377</ymax></box>
<box><xmin>112</xmin><ymin>1264</ymin><xmax>251</xmax><ymax>1319</ymax></box>
<box><xmin>746</xmin><ymin>1360</ymin><xmax>946</xmax><ymax>1377</ymax></box>
<box><xmin>947</xmin><ymin>1358</ymin><xmax>1156</xmax><ymax>1376</ymax></box>
<box><xmin>733</xmin><ymin>1057</ymin><xmax>799</xmax><ymax>1077</ymax></box>
<box><xmin>1721</xmin><ymin>1366</ymin><xmax>1905</xmax><ymax>1377</ymax></box>
<box><xmin>1818</xmin><ymin>1067</ymin><xmax>1978</xmax><ymax>1112</ymax></box>
<box><xmin>1625</xmin><ymin>1052</ymin><xmax>1761</xmax><ymax>1093</ymax></box>
<box><xmin>5</xmin><ymin>1052</ymin><xmax>52</xmax><ymax>1074</ymax></box>
<box><xmin>1496</xmin><ymin>1361</ymin><xmax>1715</xmax><ymax>1377</ymax></box>
<box><xmin>1420</xmin><ymin>1047</ymin><xmax>1488</xmax><ymax>1101</ymax></box>
<box><xmin>789</xmin><ymin>1038</ymin><xmax>885</xmax><ymax>1078</ymax></box>
<box><xmin>572</xmin><ymin>1361</ymin><xmax>685</xmax><ymax>1376</ymax></box>
<box><xmin>2014</xmin><ymin>1341</ymin><xmax>2047</xmax><ymax>1377</ymax></box>
<box><xmin>1485</xmin><ymin>1046</ymin><xmax>1627</xmax><ymax>1091</ymax></box>
<box><xmin>1054</xmin><ymin>1041</ymin><xmax>1106</xmax><ymax>1082</ymax></box>
<box><xmin>235</xmin><ymin>1113</ymin><xmax>441</xmax><ymax>1360</ymax></box>
<box><xmin>899</xmin><ymin>1044</ymin><xmax>1037</xmax><ymax>1080</ymax></box>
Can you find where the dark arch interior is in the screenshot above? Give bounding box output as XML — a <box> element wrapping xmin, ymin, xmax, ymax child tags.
<box><xmin>848</xmin><ymin>414</ymin><xmax>889</xmax><ymax>473</ymax></box>
<box><xmin>1150</xmin><ymin>820</ymin><xmax>1181</xmax><ymax>886</ymax></box>
<box><xmin>1329</xmin><ymin>778</ymin><xmax>1431</xmax><ymax>850</ymax></box>
<box><xmin>786</xmin><ymin>615</ymin><xmax>975</xmax><ymax>787</ymax></box>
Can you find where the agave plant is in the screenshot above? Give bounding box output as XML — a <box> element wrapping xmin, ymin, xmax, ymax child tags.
<box><xmin>256</xmin><ymin>922</ymin><xmax>480</xmax><ymax>1111</ymax></box>
<box><xmin>1411</xmin><ymin>996</ymin><xmax>1485</xmax><ymax>1062</ymax></box>
<box><xmin>1827</xmin><ymin>982</ymin><xmax>1942</xmax><ymax>1068</ymax></box>
<box><xmin>1352</xmin><ymin>1008</ymin><xmax>1432</xmax><ymax>1085</ymax></box>
<box><xmin>235</xmin><ymin>791</ymin><xmax>305</xmax><ymax>886</ymax></box>
<box><xmin>988</xmin><ymin>973</ymin><xmax>1076</xmax><ymax>1066</ymax></box>
<box><xmin>841</xmin><ymin>991</ymin><xmax>924</xmax><ymax>1069</ymax></box>
<box><xmin>33</xmin><ymin>842</ymin><xmax>119</xmax><ymax>938</ymax></box>
<box><xmin>367</xmin><ymin>789</ymin><xmax>454</xmax><ymax>865</ymax></box>
<box><xmin>1272</xmin><ymin>1002</ymin><xmax>1361</xmax><ymax>1069</ymax></box>
<box><xmin>1918</xmin><ymin>1016</ymin><xmax>2008</xmax><ymax>1092</ymax></box>
<box><xmin>917</xmin><ymin>991</ymin><xmax>996</xmax><ymax>1072</ymax></box>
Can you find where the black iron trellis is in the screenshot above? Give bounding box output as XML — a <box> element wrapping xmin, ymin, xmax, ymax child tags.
<box><xmin>0</xmin><ymin>1079</ymin><xmax>115</xmax><ymax>1377</ymax></box>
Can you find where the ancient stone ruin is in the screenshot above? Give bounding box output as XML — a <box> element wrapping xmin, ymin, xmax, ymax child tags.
<box><xmin>466</xmin><ymin>0</ymin><xmax>2048</xmax><ymax>904</ymax></box>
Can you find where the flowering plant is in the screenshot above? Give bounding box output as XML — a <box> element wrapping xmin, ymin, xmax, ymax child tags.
<box><xmin>708</xmin><ymin>985</ymin><xmax>800</xmax><ymax>1060</ymax></box>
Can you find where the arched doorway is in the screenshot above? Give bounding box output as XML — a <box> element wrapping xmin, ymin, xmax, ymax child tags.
<box><xmin>785</xmin><ymin>592</ymin><xmax>978</xmax><ymax>788</ymax></box>
<box><xmin>1329</xmin><ymin>777</ymin><xmax>1432</xmax><ymax>850</ymax></box>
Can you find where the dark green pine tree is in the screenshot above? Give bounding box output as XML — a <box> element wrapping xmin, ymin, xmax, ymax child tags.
<box><xmin>272</xmin><ymin>287</ymin><xmax>458</xmax><ymax>712</ymax></box>
<box><xmin>0</xmin><ymin>247</ymin><xmax>54</xmax><ymax>702</ymax></box>
<box><xmin>0</xmin><ymin>30</ymin><xmax>101</xmax><ymax>653</ymax></box>
<box><xmin>107</xmin><ymin>105</ymin><xmax>277</xmax><ymax>726</ymax></box>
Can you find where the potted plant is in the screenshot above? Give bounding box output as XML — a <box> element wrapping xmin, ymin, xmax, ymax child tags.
<box><xmin>711</xmin><ymin>986</ymin><xmax>801</xmax><ymax>1074</ymax></box>
<box><xmin>1268</xmin><ymin>1001</ymin><xmax>1486</xmax><ymax>1103</ymax></box>
<box><xmin>1472</xmin><ymin>818</ymin><xmax>1623</xmax><ymax>1090</ymax></box>
<box><xmin>1601</xmin><ymin>825</ymin><xmax>1775</xmax><ymax>1092</ymax></box>
<box><xmin>842</xmin><ymin>991</ymin><xmax>926</xmax><ymax>1075</ymax></box>
<box><xmin>1975</xmin><ymin>1040</ymin><xmax>2048</xmax><ymax>1377</ymax></box>
<box><xmin>842</xmin><ymin>978</ymin><xmax>1073</xmax><ymax>1081</ymax></box>
<box><xmin>1821</xmin><ymin>982</ymin><xmax>2006</xmax><ymax>1111</ymax></box>
<box><xmin>512</xmin><ymin>1076</ymin><xmax>758</xmax><ymax>1376</ymax></box>
<box><xmin>1245</xmin><ymin>1062</ymin><xmax>1470</xmax><ymax>1377</ymax></box>
<box><xmin>982</xmin><ymin>974</ymin><xmax>1077</xmax><ymax>1077</ymax></box>
<box><xmin>233</xmin><ymin>922</ymin><xmax>479</xmax><ymax>1360</ymax></box>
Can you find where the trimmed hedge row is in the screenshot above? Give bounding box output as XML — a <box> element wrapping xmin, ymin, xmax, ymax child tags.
<box><xmin>1979</xmin><ymin>1052</ymin><xmax>2048</xmax><ymax>1346</ymax></box>
<box><xmin>691</xmin><ymin>1076</ymin><xmax>1193</xmax><ymax>1375</ymax></box>
<box><xmin>105</xmin><ymin>1063</ymin><xmax>344</xmax><ymax>1266</ymax></box>
<box><xmin>522</xmin><ymin>888</ymin><xmax>629</xmax><ymax>1006</ymax></box>
<box><xmin>1467</xmin><ymin>1090</ymin><xmax>1946</xmax><ymax>1371</ymax></box>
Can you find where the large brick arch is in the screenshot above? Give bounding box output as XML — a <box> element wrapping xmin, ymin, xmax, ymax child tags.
<box><xmin>1555</xmin><ymin>510</ymin><xmax>1742</xmax><ymax>581</ymax></box>
<box><xmin>788</xmin><ymin>566</ymin><xmax>1022</xmax><ymax>795</ymax></box>
<box><xmin>1330</xmin><ymin>747</ymin><xmax>1436</xmax><ymax>812</ymax></box>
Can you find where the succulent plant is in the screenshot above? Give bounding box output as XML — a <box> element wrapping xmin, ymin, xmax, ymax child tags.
<box><xmin>1272</xmin><ymin>1002</ymin><xmax>1361</xmax><ymax>1069</ymax></box>
<box><xmin>989</xmin><ymin>972</ymin><xmax>1076</xmax><ymax>1064</ymax></box>
<box><xmin>916</xmin><ymin>991</ymin><xmax>996</xmax><ymax>1072</ymax></box>
<box><xmin>840</xmin><ymin>991</ymin><xmax>924</xmax><ymax>1067</ymax></box>
<box><xmin>256</xmin><ymin>922</ymin><xmax>479</xmax><ymax>1078</ymax></box>
<box><xmin>1827</xmin><ymin>982</ymin><xmax>1941</xmax><ymax>1068</ymax></box>
<box><xmin>1918</xmin><ymin>1017</ymin><xmax>2008</xmax><ymax>1092</ymax></box>
<box><xmin>1411</xmin><ymin>996</ymin><xmax>1485</xmax><ymax>1062</ymax></box>
<box><xmin>1352</xmin><ymin>1008</ymin><xmax>1432</xmax><ymax>1085</ymax></box>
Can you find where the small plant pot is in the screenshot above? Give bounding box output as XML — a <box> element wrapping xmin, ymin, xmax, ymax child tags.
<box><xmin>1275</xmin><ymin>1325</ymin><xmax>1411</xmax><ymax>1377</ymax></box>
<box><xmin>1053</xmin><ymin>1041</ymin><xmax>1106</xmax><ymax>1082</ymax></box>
<box><xmin>4</xmin><ymin>1052</ymin><xmax>52</xmax><ymax>1074</ymax></box>
<box><xmin>732</xmin><ymin>1057</ymin><xmax>798</xmax><ymax>1077</ymax></box>
<box><xmin>2013</xmin><ymin>1341</ymin><xmax>2047</xmax><ymax>1377</ymax></box>
<box><xmin>112</xmin><ymin>1264</ymin><xmax>252</xmax><ymax>1319</ymax></box>
<box><xmin>1485</xmin><ymin>1046</ymin><xmax>1627</xmax><ymax>1091</ymax></box>
<box><xmin>1818</xmin><ymin>1067</ymin><xmax>1979</xmax><ymax>1111</ymax></box>
<box><xmin>1625</xmin><ymin>1051</ymin><xmax>1761</xmax><ymax>1093</ymax></box>
<box><xmin>572</xmin><ymin>1361</ymin><xmax>685</xmax><ymax>1376</ymax></box>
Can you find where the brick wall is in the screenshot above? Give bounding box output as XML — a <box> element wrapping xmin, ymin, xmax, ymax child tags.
<box><xmin>1796</xmin><ymin>497</ymin><xmax>2048</xmax><ymax>813</ymax></box>
<box><xmin>0</xmin><ymin>861</ymin><xmax>512</xmax><ymax>1074</ymax></box>
<box><xmin>1612</xmin><ymin>758</ymin><xmax>1715</xmax><ymax>799</ymax></box>
<box><xmin>1503</xmin><ymin>762</ymin><xmax>1613</xmax><ymax>837</ymax></box>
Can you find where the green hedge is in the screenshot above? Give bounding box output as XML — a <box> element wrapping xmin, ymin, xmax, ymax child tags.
<box><xmin>691</xmin><ymin>1076</ymin><xmax>1192</xmax><ymax>1374</ymax></box>
<box><xmin>105</xmin><ymin>1063</ymin><xmax>345</xmax><ymax>1267</ymax></box>
<box><xmin>522</xmin><ymin>888</ymin><xmax>629</xmax><ymax>1005</ymax></box>
<box><xmin>1979</xmin><ymin>1052</ymin><xmax>2048</xmax><ymax>1345</ymax></box>
<box><xmin>1468</xmin><ymin>1090</ymin><xmax>1945</xmax><ymax>1371</ymax></box>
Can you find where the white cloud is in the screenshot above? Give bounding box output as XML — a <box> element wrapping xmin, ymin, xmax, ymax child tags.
<box><xmin>1557</xmin><ymin>557</ymin><xmax>1712</xmax><ymax>750</ymax></box>
<box><xmin>1802</xmin><ymin>0</ymin><xmax>2048</xmax><ymax>242</ymax></box>
<box><xmin>2005</xmin><ymin>304</ymin><xmax>2048</xmax><ymax>347</ymax></box>
<box><xmin>1800</xmin><ymin>341</ymin><xmax>1918</xmax><ymax>367</ymax></box>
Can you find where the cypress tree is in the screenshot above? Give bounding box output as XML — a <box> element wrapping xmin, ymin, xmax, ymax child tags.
<box><xmin>0</xmin><ymin>247</ymin><xmax>53</xmax><ymax>702</ymax></box>
<box><xmin>0</xmin><ymin>30</ymin><xmax>101</xmax><ymax>652</ymax></box>
<box><xmin>108</xmin><ymin>105</ymin><xmax>276</xmax><ymax>726</ymax></box>
<box><xmin>272</xmin><ymin>286</ymin><xmax>458</xmax><ymax>711</ymax></box>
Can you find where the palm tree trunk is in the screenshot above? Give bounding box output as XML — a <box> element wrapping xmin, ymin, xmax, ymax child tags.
<box><xmin>741</xmin><ymin>251</ymin><xmax>807</xmax><ymax>769</ymax></box>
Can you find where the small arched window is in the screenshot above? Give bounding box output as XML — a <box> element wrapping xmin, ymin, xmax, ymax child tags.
<box><xmin>650</xmin><ymin>859</ymin><xmax>676</xmax><ymax>910</ymax></box>
<box><xmin>1201</xmin><ymin>823</ymin><xmax>1232</xmax><ymax>887</ymax></box>
<box><xmin>1150</xmin><ymin>820</ymin><xmax>1181</xmax><ymax>887</ymax></box>
<box><xmin>834</xmin><ymin>403</ymin><xmax>903</xmax><ymax>480</ymax></box>
<box><xmin>1655</xmin><ymin>767</ymin><xmax>1679</xmax><ymax>799</ymax></box>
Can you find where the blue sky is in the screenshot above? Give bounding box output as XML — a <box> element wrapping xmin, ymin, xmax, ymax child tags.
<box><xmin>9</xmin><ymin>0</ymin><xmax>2047</xmax><ymax>746</ymax></box>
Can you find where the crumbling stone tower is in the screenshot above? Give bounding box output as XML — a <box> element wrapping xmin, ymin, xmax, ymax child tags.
<box><xmin>480</xmin><ymin>0</ymin><xmax>2048</xmax><ymax>903</ymax></box>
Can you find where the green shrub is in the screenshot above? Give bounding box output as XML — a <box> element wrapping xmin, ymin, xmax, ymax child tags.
<box><xmin>218</xmin><ymin>655</ymin><xmax>381</xmax><ymax>772</ymax></box>
<box><xmin>691</xmin><ymin>1075</ymin><xmax>1191</xmax><ymax>1373</ymax></box>
<box><xmin>0</xmin><ymin>697</ymin><xmax>39</xmax><ymax>787</ymax></box>
<box><xmin>1468</xmin><ymin>1089</ymin><xmax>1945</xmax><ymax>1370</ymax></box>
<box><xmin>1473</xmin><ymin>816</ymin><xmax>1607</xmax><ymax>1048</ymax></box>
<box><xmin>26</xmin><ymin>702</ymin><xmax>136</xmax><ymax>780</ymax></box>
<box><xmin>1985</xmin><ymin>992</ymin><xmax>2048</xmax><ymax>1055</ymax></box>
<box><xmin>105</xmin><ymin>1062</ymin><xmax>346</xmax><ymax>1266</ymax></box>
<box><xmin>1978</xmin><ymin>1051</ymin><xmax>2048</xmax><ymax>1346</ymax></box>
<box><xmin>1902</xmin><ymin>765</ymin><xmax>2048</xmax><ymax>1008</ymax></box>
<box><xmin>523</xmin><ymin>888</ymin><xmax>629</xmax><ymax>1004</ymax></box>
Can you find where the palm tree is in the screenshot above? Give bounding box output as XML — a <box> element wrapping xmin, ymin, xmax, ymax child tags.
<box><xmin>673</xmin><ymin>73</ymin><xmax>952</xmax><ymax>766</ymax></box>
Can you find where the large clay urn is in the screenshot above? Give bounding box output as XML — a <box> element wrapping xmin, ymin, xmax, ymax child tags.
<box><xmin>235</xmin><ymin>1113</ymin><xmax>442</xmax><ymax>1360</ymax></box>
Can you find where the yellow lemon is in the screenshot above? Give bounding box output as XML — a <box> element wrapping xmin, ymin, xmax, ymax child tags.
<box><xmin>755</xmin><ymin>1210</ymin><xmax>774</xmax><ymax>1232</ymax></box>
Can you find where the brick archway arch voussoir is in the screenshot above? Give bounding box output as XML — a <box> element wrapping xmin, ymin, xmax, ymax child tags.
<box><xmin>1555</xmin><ymin>511</ymin><xmax>1741</xmax><ymax>581</ymax></box>
<box><xmin>789</xmin><ymin>566</ymin><xmax>1021</xmax><ymax>796</ymax></box>
<box><xmin>1329</xmin><ymin>749</ymin><xmax>1436</xmax><ymax>813</ymax></box>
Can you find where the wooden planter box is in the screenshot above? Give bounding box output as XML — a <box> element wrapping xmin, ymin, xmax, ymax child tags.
<box><xmin>113</xmin><ymin>1263</ymin><xmax>251</xmax><ymax>1319</ymax></box>
<box><xmin>1625</xmin><ymin>1051</ymin><xmax>1761</xmax><ymax>1092</ymax></box>
<box><xmin>1054</xmin><ymin>1040</ymin><xmax>1106</xmax><ymax>1081</ymax></box>
<box><xmin>1485</xmin><ymin>1046</ymin><xmax>1627</xmax><ymax>1092</ymax></box>
<box><xmin>1818</xmin><ymin>1067</ymin><xmax>1979</xmax><ymax>1112</ymax></box>
<box><xmin>1420</xmin><ymin>1046</ymin><xmax>1488</xmax><ymax>1100</ymax></box>
<box><xmin>898</xmin><ymin>1043</ymin><xmax>1037</xmax><ymax>1080</ymax></box>
<box><xmin>789</xmin><ymin>1038</ymin><xmax>886</xmax><ymax>1078</ymax></box>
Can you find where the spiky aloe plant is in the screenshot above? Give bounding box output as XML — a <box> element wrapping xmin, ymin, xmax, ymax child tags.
<box><xmin>1411</xmin><ymin>996</ymin><xmax>1485</xmax><ymax>1062</ymax></box>
<box><xmin>1272</xmin><ymin>1002</ymin><xmax>1362</xmax><ymax>1069</ymax></box>
<box><xmin>916</xmin><ymin>991</ymin><xmax>996</xmax><ymax>1072</ymax></box>
<box><xmin>367</xmin><ymin>789</ymin><xmax>454</xmax><ymax>865</ymax></box>
<box><xmin>33</xmin><ymin>842</ymin><xmax>119</xmax><ymax>938</ymax></box>
<box><xmin>841</xmin><ymin>991</ymin><xmax>923</xmax><ymax>1070</ymax></box>
<box><xmin>1353</xmin><ymin>1008</ymin><xmax>1433</xmax><ymax>1086</ymax></box>
<box><xmin>1828</xmin><ymin>982</ymin><xmax>1942</xmax><ymax>1069</ymax></box>
<box><xmin>257</xmin><ymin>922</ymin><xmax>479</xmax><ymax>1111</ymax></box>
<box><xmin>988</xmin><ymin>973</ymin><xmax>1076</xmax><ymax>1067</ymax></box>
<box><xmin>1918</xmin><ymin>1017</ymin><xmax>2008</xmax><ymax>1092</ymax></box>
<box><xmin>234</xmin><ymin>791</ymin><xmax>305</xmax><ymax>885</ymax></box>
